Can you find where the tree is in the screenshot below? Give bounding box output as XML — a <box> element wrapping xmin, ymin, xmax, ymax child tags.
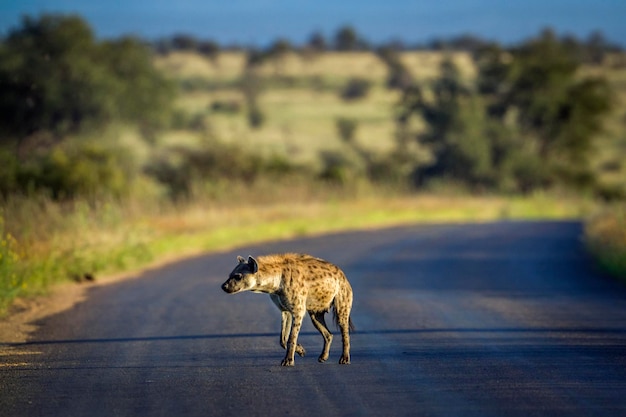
<box><xmin>585</xmin><ymin>31</ymin><xmax>610</xmax><ymax>64</ymax></box>
<box><xmin>266</xmin><ymin>38</ymin><xmax>292</xmax><ymax>76</ymax></box>
<box><xmin>503</xmin><ymin>30</ymin><xmax>612</xmax><ymax>186</ymax></box>
<box><xmin>100</xmin><ymin>36</ymin><xmax>176</xmax><ymax>136</ymax></box>
<box><xmin>267</xmin><ymin>38</ymin><xmax>292</xmax><ymax>58</ymax></box>
<box><xmin>334</xmin><ymin>26</ymin><xmax>363</xmax><ymax>51</ymax></box>
<box><xmin>307</xmin><ymin>32</ymin><xmax>327</xmax><ymax>52</ymax></box>
<box><xmin>197</xmin><ymin>40</ymin><xmax>220</xmax><ymax>61</ymax></box>
<box><xmin>171</xmin><ymin>34</ymin><xmax>197</xmax><ymax>51</ymax></box>
<box><xmin>398</xmin><ymin>58</ymin><xmax>497</xmax><ymax>187</ymax></box>
<box><xmin>242</xmin><ymin>50</ymin><xmax>266</xmax><ymax>129</ymax></box>
<box><xmin>0</xmin><ymin>15</ymin><xmax>110</xmax><ymax>139</ymax></box>
<box><xmin>0</xmin><ymin>14</ymin><xmax>175</xmax><ymax>145</ymax></box>
<box><xmin>377</xmin><ymin>46</ymin><xmax>413</xmax><ymax>90</ymax></box>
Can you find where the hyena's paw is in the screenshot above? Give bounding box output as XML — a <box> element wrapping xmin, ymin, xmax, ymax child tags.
<box><xmin>281</xmin><ymin>357</ymin><xmax>295</xmax><ymax>366</ymax></box>
<box><xmin>339</xmin><ymin>354</ymin><xmax>351</xmax><ymax>365</ymax></box>
<box><xmin>318</xmin><ymin>354</ymin><xmax>329</xmax><ymax>363</ymax></box>
<box><xmin>296</xmin><ymin>344</ymin><xmax>306</xmax><ymax>357</ymax></box>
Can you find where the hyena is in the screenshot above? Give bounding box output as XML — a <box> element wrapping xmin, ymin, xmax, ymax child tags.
<box><xmin>221</xmin><ymin>253</ymin><xmax>354</xmax><ymax>366</ymax></box>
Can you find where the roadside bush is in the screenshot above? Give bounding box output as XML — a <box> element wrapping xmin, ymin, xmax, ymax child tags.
<box><xmin>17</xmin><ymin>142</ymin><xmax>136</xmax><ymax>200</ymax></box>
<box><xmin>145</xmin><ymin>141</ymin><xmax>298</xmax><ymax>200</ymax></box>
<box><xmin>318</xmin><ymin>151</ymin><xmax>366</xmax><ymax>185</ymax></box>
<box><xmin>585</xmin><ymin>206</ymin><xmax>626</xmax><ymax>280</ymax></box>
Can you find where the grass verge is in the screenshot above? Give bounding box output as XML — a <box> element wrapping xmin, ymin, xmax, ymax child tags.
<box><xmin>1</xmin><ymin>192</ymin><xmax>594</xmax><ymax>316</ymax></box>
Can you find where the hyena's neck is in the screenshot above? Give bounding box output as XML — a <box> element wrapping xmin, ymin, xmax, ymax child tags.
<box><xmin>251</xmin><ymin>268</ymin><xmax>282</xmax><ymax>294</ymax></box>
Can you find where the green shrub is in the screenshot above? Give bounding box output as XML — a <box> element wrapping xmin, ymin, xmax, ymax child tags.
<box><xmin>336</xmin><ymin>117</ymin><xmax>358</xmax><ymax>143</ymax></box>
<box><xmin>145</xmin><ymin>142</ymin><xmax>298</xmax><ymax>200</ymax></box>
<box><xmin>17</xmin><ymin>142</ymin><xmax>135</xmax><ymax>200</ymax></box>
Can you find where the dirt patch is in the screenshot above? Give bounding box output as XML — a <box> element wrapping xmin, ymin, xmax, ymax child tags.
<box><xmin>0</xmin><ymin>282</ymin><xmax>90</xmax><ymax>346</ymax></box>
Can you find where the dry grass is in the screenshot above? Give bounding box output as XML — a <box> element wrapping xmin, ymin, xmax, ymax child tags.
<box><xmin>154</xmin><ymin>51</ymin><xmax>477</xmax><ymax>83</ymax></box>
<box><xmin>1</xmin><ymin>188</ymin><xmax>594</xmax><ymax>316</ymax></box>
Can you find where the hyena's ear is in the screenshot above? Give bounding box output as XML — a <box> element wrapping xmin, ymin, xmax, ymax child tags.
<box><xmin>248</xmin><ymin>256</ymin><xmax>258</xmax><ymax>273</ymax></box>
<box><xmin>237</xmin><ymin>255</ymin><xmax>246</xmax><ymax>264</ymax></box>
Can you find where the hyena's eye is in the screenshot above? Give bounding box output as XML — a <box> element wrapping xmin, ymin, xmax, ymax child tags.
<box><xmin>232</xmin><ymin>273</ymin><xmax>243</xmax><ymax>281</ymax></box>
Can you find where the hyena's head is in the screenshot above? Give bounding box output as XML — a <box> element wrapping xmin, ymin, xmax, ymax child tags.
<box><xmin>221</xmin><ymin>255</ymin><xmax>259</xmax><ymax>294</ymax></box>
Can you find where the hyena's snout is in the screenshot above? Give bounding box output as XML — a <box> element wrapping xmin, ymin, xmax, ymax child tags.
<box><xmin>221</xmin><ymin>273</ymin><xmax>249</xmax><ymax>294</ymax></box>
<box><xmin>221</xmin><ymin>279</ymin><xmax>238</xmax><ymax>293</ymax></box>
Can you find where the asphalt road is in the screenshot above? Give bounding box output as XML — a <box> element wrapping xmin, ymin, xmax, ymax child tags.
<box><xmin>2</xmin><ymin>221</ymin><xmax>626</xmax><ymax>417</ymax></box>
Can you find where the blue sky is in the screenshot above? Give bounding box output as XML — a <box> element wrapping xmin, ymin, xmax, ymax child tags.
<box><xmin>1</xmin><ymin>0</ymin><xmax>625</xmax><ymax>46</ymax></box>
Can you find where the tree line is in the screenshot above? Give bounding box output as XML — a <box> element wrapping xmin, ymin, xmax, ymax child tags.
<box><xmin>155</xmin><ymin>25</ymin><xmax>623</xmax><ymax>64</ymax></box>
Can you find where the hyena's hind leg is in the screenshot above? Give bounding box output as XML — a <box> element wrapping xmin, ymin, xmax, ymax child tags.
<box><xmin>309</xmin><ymin>311</ymin><xmax>333</xmax><ymax>363</ymax></box>
<box><xmin>280</xmin><ymin>311</ymin><xmax>305</xmax><ymax>357</ymax></box>
<box><xmin>334</xmin><ymin>289</ymin><xmax>354</xmax><ymax>365</ymax></box>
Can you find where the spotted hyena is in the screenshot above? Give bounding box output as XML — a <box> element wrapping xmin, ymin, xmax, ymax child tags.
<box><xmin>221</xmin><ymin>253</ymin><xmax>354</xmax><ymax>366</ymax></box>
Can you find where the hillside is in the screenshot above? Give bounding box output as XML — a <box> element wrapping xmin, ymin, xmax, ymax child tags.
<box><xmin>153</xmin><ymin>50</ymin><xmax>626</xmax><ymax>187</ymax></box>
<box><xmin>152</xmin><ymin>51</ymin><xmax>473</xmax><ymax>167</ymax></box>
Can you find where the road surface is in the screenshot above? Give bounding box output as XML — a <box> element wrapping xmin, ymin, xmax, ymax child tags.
<box><xmin>2</xmin><ymin>221</ymin><xmax>626</xmax><ymax>416</ymax></box>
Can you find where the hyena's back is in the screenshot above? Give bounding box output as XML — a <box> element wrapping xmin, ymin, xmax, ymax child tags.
<box><xmin>265</xmin><ymin>254</ymin><xmax>350</xmax><ymax>310</ymax></box>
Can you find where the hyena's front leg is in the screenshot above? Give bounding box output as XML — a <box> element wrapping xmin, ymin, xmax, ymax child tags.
<box><xmin>271</xmin><ymin>295</ymin><xmax>305</xmax><ymax>357</ymax></box>
<box><xmin>280</xmin><ymin>311</ymin><xmax>305</xmax><ymax>357</ymax></box>
<box><xmin>281</xmin><ymin>308</ymin><xmax>305</xmax><ymax>366</ymax></box>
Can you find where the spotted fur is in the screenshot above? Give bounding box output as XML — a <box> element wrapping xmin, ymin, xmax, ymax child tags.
<box><xmin>221</xmin><ymin>253</ymin><xmax>354</xmax><ymax>366</ymax></box>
